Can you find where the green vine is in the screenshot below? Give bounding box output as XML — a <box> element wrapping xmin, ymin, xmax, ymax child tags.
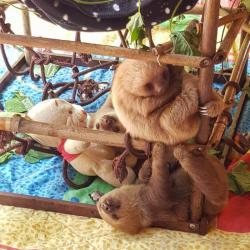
<box><xmin>0</xmin><ymin>1</ymin><xmax>41</xmax><ymax>17</ymax></box>
<box><xmin>169</xmin><ymin>0</ymin><xmax>183</xmax><ymax>32</ymax></box>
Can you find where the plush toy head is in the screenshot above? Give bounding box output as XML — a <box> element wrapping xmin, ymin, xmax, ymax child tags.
<box><xmin>27</xmin><ymin>99</ymin><xmax>88</xmax><ymax>147</ymax></box>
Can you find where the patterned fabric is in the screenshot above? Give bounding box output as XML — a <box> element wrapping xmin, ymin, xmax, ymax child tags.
<box><xmin>0</xmin><ymin>205</ymin><xmax>250</xmax><ymax>250</ymax></box>
<box><xmin>20</xmin><ymin>0</ymin><xmax>199</xmax><ymax>31</ymax></box>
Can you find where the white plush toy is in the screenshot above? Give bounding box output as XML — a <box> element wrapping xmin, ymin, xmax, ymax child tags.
<box><xmin>27</xmin><ymin>98</ymin><xmax>136</xmax><ymax>187</ymax></box>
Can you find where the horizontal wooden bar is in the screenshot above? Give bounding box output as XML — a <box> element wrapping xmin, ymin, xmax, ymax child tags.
<box><xmin>0</xmin><ymin>192</ymin><xmax>100</xmax><ymax>218</ymax></box>
<box><xmin>218</xmin><ymin>10</ymin><xmax>248</xmax><ymax>27</ymax></box>
<box><xmin>0</xmin><ymin>115</ymin><xmax>147</xmax><ymax>150</ymax></box>
<box><xmin>0</xmin><ymin>33</ymin><xmax>211</xmax><ymax>68</ymax></box>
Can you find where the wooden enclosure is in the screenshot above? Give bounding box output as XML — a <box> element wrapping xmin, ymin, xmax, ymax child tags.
<box><xmin>0</xmin><ymin>0</ymin><xmax>249</xmax><ymax>235</ymax></box>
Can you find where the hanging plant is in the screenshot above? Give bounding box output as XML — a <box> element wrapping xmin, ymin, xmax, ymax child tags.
<box><xmin>126</xmin><ymin>0</ymin><xmax>146</xmax><ymax>48</ymax></box>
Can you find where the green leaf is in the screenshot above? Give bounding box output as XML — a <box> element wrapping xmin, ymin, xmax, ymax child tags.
<box><xmin>33</xmin><ymin>63</ymin><xmax>60</xmax><ymax>78</ymax></box>
<box><xmin>126</xmin><ymin>12</ymin><xmax>146</xmax><ymax>48</ymax></box>
<box><xmin>228</xmin><ymin>161</ymin><xmax>250</xmax><ymax>194</ymax></box>
<box><xmin>208</xmin><ymin>148</ymin><xmax>221</xmax><ymax>156</ymax></box>
<box><xmin>24</xmin><ymin>149</ymin><xmax>53</xmax><ymax>164</ymax></box>
<box><xmin>5</xmin><ymin>91</ymin><xmax>34</xmax><ymax>113</ymax></box>
<box><xmin>170</xmin><ymin>30</ymin><xmax>201</xmax><ymax>56</ymax></box>
<box><xmin>0</xmin><ymin>151</ymin><xmax>14</xmax><ymax>164</ymax></box>
<box><xmin>161</xmin><ymin>14</ymin><xmax>200</xmax><ymax>32</ymax></box>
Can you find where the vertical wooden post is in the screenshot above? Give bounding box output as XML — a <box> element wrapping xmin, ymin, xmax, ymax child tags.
<box><xmin>196</xmin><ymin>0</ymin><xmax>220</xmax><ymax>144</ymax></box>
<box><xmin>21</xmin><ymin>7</ymin><xmax>32</xmax><ymax>65</ymax></box>
<box><xmin>192</xmin><ymin>0</ymin><xmax>220</xmax><ymax>224</ymax></box>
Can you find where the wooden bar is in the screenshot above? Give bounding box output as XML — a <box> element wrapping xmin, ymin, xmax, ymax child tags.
<box><xmin>0</xmin><ymin>33</ymin><xmax>211</xmax><ymax>68</ymax></box>
<box><xmin>0</xmin><ymin>192</ymin><xmax>100</xmax><ymax>218</ymax></box>
<box><xmin>196</xmin><ymin>0</ymin><xmax>220</xmax><ymax>144</ymax></box>
<box><xmin>218</xmin><ymin>10</ymin><xmax>248</xmax><ymax>27</ymax></box>
<box><xmin>218</xmin><ymin>16</ymin><xmax>247</xmax><ymax>57</ymax></box>
<box><xmin>0</xmin><ymin>115</ymin><xmax>147</xmax><ymax>150</ymax></box>
<box><xmin>209</xmin><ymin>34</ymin><xmax>250</xmax><ymax>146</ymax></box>
<box><xmin>0</xmin><ymin>53</ymin><xmax>26</xmax><ymax>92</ymax></box>
<box><xmin>21</xmin><ymin>7</ymin><xmax>32</xmax><ymax>65</ymax></box>
<box><xmin>193</xmin><ymin>0</ymin><xmax>220</xmax><ymax>224</ymax></box>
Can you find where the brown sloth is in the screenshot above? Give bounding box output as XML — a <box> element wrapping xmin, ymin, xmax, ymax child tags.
<box><xmin>111</xmin><ymin>59</ymin><xmax>224</xmax><ymax>145</ymax></box>
<box><xmin>97</xmin><ymin>143</ymin><xmax>228</xmax><ymax>234</ymax></box>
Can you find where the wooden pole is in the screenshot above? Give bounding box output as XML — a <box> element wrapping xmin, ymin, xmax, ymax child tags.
<box><xmin>0</xmin><ymin>115</ymin><xmax>147</xmax><ymax>150</ymax></box>
<box><xmin>192</xmin><ymin>0</ymin><xmax>220</xmax><ymax>224</ymax></box>
<box><xmin>0</xmin><ymin>33</ymin><xmax>211</xmax><ymax>68</ymax></box>
<box><xmin>21</xmin><ymin>7</ymin><xmax>32</xmax><ymax>65</ymax></box>
<box><xmin>209</xmin><ymin>34</ymin><xmax>250</xmax><ymax>146</ymax></box>
<box><xmin>196</xmin><ymin>0</ymin><xmax>220</xmax><ymax>144</ymax></box>
<box><xmin>0</xmin><ymin>192</ymin><xmax>99</xmax><ymax>218</ymax></box>
<box><xmin>218</xmin><ymin>17</ymin><xmax>247</xmax><ymax>58</ymax></box>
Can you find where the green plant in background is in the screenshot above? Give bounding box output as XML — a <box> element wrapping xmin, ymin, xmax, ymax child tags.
<box><xmin>126</xmin><ymin>0</ymin><xmax>146</xmax><ymax>48</ymax></box>
<box><xmin>170</xmin><ymin>25</ymin><xmax>201</xmax><ymax>56</ymax></box>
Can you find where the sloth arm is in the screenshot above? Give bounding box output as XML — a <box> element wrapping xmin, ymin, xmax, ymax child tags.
<box><xmin>159</xmin><ymin>85</ymin><xmax>199</xmax><ymax>129</ymax></box>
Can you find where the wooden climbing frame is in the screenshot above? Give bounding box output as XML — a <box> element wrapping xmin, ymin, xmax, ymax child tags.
<box><xmin>0</xmin><ymin>0</ymin><xmax>249</xmax><ymax>235</ymax></box>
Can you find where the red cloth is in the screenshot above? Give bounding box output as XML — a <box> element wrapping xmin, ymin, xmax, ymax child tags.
<box><xmin>217</xmin><ymin>151</ymin><xmax>250</xmax><ymax>233</ymax></box>
<box><xmin>217</xmin><ymin>193</ymin><xmax>250</xmax><ymax>233</ymax></box>
<box><xmin>57</xmin><ymin>139</ymin><xmax>81</xmax><ymax>162</ymax></box>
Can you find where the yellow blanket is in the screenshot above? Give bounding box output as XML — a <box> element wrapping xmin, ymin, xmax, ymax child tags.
<box><xmin>0</xmin><ymin>205</ymin><xmax>249</xmax><ymax>250</ymax></box>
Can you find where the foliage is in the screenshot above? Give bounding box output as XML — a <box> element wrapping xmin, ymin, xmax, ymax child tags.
<box><xmin>170</xmin><ymin>29</ymin><xmax>201</xmax><ymax>56</ymax></box>
<box><xmin>5</xmin><ymin>91</ymin><xmax>34</xmax><ymax>113</ymax></box>
<box><xmin>0</xmin><ymin>151</ymin><xmax>14</xmax><ymax>164</ymax></box>
<box><xmin>24</xmin><ymin>149</ymin><xmax>53</xmax><ymax>164</ymax></box>
<box><xmin>126</xmin><ymin>12</ymin><xmax>146</xmax><ymax>49</ymax></box>
<box><xmin>34</xmin><ymin>63</ymin><xmax>60</xmax><ymax>78</ymax></box>
<box><xmin>228</xmin><ymin>161</ymin><xmax>250</xmax><ymax>194</ymax></box>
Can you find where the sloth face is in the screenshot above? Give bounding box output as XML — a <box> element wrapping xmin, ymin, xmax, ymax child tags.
<box><xmin>97</xmin><ymin>185</ymin><xmax>145</xmax><ymax>234</ymax></box>
<box><xmin>118</xmin><ymin>60</ymin><xmax>171</xmax><ymax>98</ymax></box>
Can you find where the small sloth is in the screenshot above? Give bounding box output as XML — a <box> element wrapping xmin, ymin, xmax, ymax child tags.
<box><xmin>97</xmin><ymin>143</ymin><xmax>228</xmax><ymax>234</ymax></box>
<box><xmin>111</xmin><ymin>59</ymin><xmax>224</xmax><ymax>145</ymax></box>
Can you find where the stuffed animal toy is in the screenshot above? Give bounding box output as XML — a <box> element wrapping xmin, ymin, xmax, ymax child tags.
<box><xmin>26</xmin><ymin>98</ymin><xmax>136</xmax><ymax>187</ymax></box>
